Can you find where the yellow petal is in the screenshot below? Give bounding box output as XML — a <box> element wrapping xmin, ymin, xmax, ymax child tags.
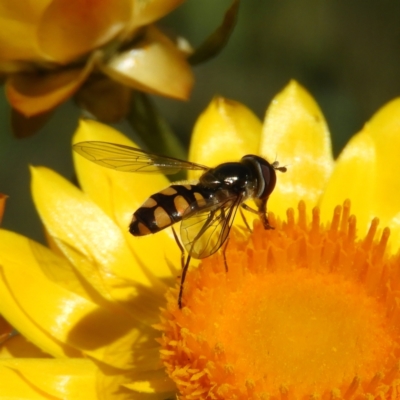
<box><xmin>0</xmin><ymin>246</ymin><xmax>152</xmax><ymax>368</ymax></box>
<box><xmin>0</xmin><ymin>362</ymin><xmax>50</xmax><ymax>399</ymax></box>
<box><xmin>30</xmin><ymin>166</ymin><xmax>155</xmax><ymax>299</ymax></box>
<box><xmin>319</xmin><ymin>132</ymin><xmax>377</xmax><ymax>235</ymax></box>
<box><xmin>6</xmin><ymin>62</ymin><xmax>93</xmax><ymax>117</ymax></box>
<box><xmin>0</xmin><ymin>234</ymin><xmax>81</xmax><ymax>358</ymax></box>
<box><xmin>320</xmin><ymin>98</ymin><xmax>400</xmax><ymax>248</ymax></box>
<box><xmin>260</xmin><ymin>80</ymin><xmax>334</xmax><ymax>217</ymax></box>
<box><xmin>0</xmin><ymin>0</ymin><xmax>51</xmax><ymax>62</ymax></box>
<box><xmin>124</xmin><ymin>369</ymin><xmax>176</xmax><ymax>394</ymax></box>
<box><xmin>0</xmin><ymin>359</ymin><xmax>98</xmax><ymax>400</ymax></box>
<box><xmin>101</xmin><ymin>25</ymin><xmax>194</xmax><ymax>100</ymax></box>
<box><xmin>0</xmin><ymin>334</ymin><xmax>50</xmax><ymax>358</ymax></box>
<box><xmin>55</xmin><ymin>237</ymin><xmax>140</xmax><ymax>308</ymax></box>
<box><xmin>0</xmin><ymin>229</ymin><xmax>110</xmax><ymax>311</ymax></box>
<box><xmin>43</xmin><ymin>235</ymin><xmax>123</xmax><ymax>305</ymax></box>
<box><xmin>0</xmin><ymin>314</ymin><xmax>13</xmax><ymax>345</ymax></box>
<box><xmin>73</xmin><ymin>119</ymin><xmax>180</xmax><ymax>280</ymax></box>
<box><xmin>96</xmin><ymin>364</ymin><xmax>159</xmax><ymax>400</ymax></box>
<box><xmin>188</xmin><ymin>96</ymin><xmax>262</xmax><ymax>180</ymax></box>
<box><xmin>100</xmin><ymin>339</ymin><xmax>161</xmax><ymax>374</ymax></box>
<box><xmin>37</xmin><ymin>0</ymin><xmax>131</xmax><ymax>64</ymax></box>
<box><xmin>387</xmin><ymin>211</ymin><xmax>400</xmax><ymax>251</ymax></box>
<box><xmin>73</xmin><ymin>120</ymin><xmax>168</xmax><ymax>219</ymax></box>
<box><xmin>363</xmin><ymin>98</ymin><xmax>400</xmax><ymax>235</ymax></box>
<box><xmin>132</xmin><ymin>0</ymin><xmax>185</xmax><ymax>28</ymax></box>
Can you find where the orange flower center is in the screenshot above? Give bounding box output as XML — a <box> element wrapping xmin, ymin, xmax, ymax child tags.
<box><xmin>157</xmin><ymin>201</ymin><xmax>400</xmax><ymax>400</ymax></box>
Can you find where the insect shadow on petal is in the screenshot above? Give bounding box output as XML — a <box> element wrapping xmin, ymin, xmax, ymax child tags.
<box><xmin>73</xmin><ymin>141</ymin><xmax>286</xmax><ymax>308</ymax></box>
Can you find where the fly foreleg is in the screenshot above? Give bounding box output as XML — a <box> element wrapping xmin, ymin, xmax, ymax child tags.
<box><xmin>241</xmin><ymin>199</ymin><xmax>274</xmax><ymax>230</ymax></box>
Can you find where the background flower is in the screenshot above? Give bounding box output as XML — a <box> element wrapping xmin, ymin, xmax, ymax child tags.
<box><xmin>0</xmin><ymin>193</ymin><xmax>7</xmax><ymax>224</ymax></box>
<box><xmin>0</xmin><ymin>0</ymin><xmax>194</xmax><ymax>136</ymax></box>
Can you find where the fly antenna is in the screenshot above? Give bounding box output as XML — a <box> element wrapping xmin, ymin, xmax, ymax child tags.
<box><xmin>272</xmin><ymin>154</ymin><xmax>288</xmax><ymax>173</ymax></box>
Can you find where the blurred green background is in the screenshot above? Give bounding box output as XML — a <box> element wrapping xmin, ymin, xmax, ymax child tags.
<box><xmin>1</xmin><ymin>0</ymin><xmax>400</xmax><ymax>243</ymax></box>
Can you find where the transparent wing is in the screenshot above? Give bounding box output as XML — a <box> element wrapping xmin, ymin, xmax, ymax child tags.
<box><xmin>180</xmin><ymin>193</ymin><xmax>244</xmax><ymax>259</ymax></box>
<box><xmin>73</xmin><ymin>141</ymin><xmax>209</xmax><ymax>174</ymax></box>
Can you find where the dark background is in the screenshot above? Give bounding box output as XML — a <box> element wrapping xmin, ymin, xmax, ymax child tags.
<box><xmin>1</xmin><ymin>0</ymin><xmax>400</xmax><ymax>242</ymax></box>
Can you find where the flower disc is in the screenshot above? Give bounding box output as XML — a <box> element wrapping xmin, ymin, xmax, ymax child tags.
<box><xmin>158</xmin><ymin>201</ymin><xmax>400</xmax><ymax>400</ymax></box>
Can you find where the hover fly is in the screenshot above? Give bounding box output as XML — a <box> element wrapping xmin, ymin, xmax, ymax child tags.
<box><xmin>73</xmin><ymin>141</ymin><xmax>286</xmax><ymax>307</ymax></box>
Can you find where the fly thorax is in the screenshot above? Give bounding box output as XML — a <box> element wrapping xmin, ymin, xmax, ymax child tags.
<box><xmin>200</xmin><ymin>162</ymin><xmax>256</xmax><ymax>196</ymax></box>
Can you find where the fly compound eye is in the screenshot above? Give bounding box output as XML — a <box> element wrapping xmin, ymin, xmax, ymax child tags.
<box><xmin>259</xmin><ymin>162</ymin><xmax>276</xmax><ymax>198</ymax></box>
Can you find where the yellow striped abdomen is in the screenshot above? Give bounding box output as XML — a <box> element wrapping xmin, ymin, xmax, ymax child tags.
<box><xmin>129</xmin><ymin>184</ymin><xmax>209</xmax><ymax>236</ymax></box>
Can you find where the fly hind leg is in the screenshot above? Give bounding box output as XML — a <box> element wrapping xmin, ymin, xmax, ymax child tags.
<box><xmin>178</xmin><ymin>255</ymin><xmax>191</xmax><ymax>309</ymax></box>
<box><xmin>222</xmin><ymin>237</ymin><xmax>230</xmax><ymax>272</ymax></box>
<box><xmin>171</xmin><ymin>226</ymin><xmax>185</xmax><ymax>270</ymax></box>
<box><xmin>171</xmin><ymin>226</ymin><xmax>190</xmax><ymax>309</ymax></box>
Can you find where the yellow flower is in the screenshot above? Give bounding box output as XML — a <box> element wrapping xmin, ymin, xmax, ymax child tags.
<box><xmin>1</xmin><ymin>0</ymin><xmax>193</xmax><ymax>124</ymax></box>
<box><xmin>0</xmin><ymin>119</ymin><xmax>181</xmax><ymax>398</ymax></box>
<box><xmin>1</xmin><ymin>80</ymin><xmax>400</xmax><ymax>399</ymax></box>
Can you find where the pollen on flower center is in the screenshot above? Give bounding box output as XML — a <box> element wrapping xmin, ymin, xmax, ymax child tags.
<box><xmin>157</xmin><ymin>201</ymin><xmax>400</xmax><ymax>400</ymax></box>
<box><xmin>219</xmin><ymin>270</ymin><xmax>390</xmax><ymax>392</ymax></box>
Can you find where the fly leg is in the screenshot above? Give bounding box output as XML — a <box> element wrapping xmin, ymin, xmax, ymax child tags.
<box><xmin>239</xmin><ymin>206</ymin><xmax>253</xmax><ymax>232</ymax></box>
<box><xmin>222</xmin><ymin>236</ymin><xmax>230</xmax><ymax>272</ymax></box>
<box><xmin>178</xmin><ymin>254</ymin><xmax>191</xmax><ymax>309</ymax></box>
<box><xmin>241</xmin><ymin>200</ymin><xmax>274</xmax><ymax>230</ymax></box>
<box><xmin>255</xmin><ymin>197</ymin><xmax>274</xmax><ymax>230</ymax></box>
<box><xmin>171</xmin><ymin>226</ymin><xmax>185</xmax><ymax>269</ymax></box>
<box><xmin>171</xmin><ymin>226</ymin><xmax>190</xmax><ymax>309</ymax></box>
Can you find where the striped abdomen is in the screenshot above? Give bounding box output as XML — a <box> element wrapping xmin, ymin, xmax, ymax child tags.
<box><xmin>129</xmin><ymin>184</ymin><xmax>209</xmax><ymax>236</ymax></box>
